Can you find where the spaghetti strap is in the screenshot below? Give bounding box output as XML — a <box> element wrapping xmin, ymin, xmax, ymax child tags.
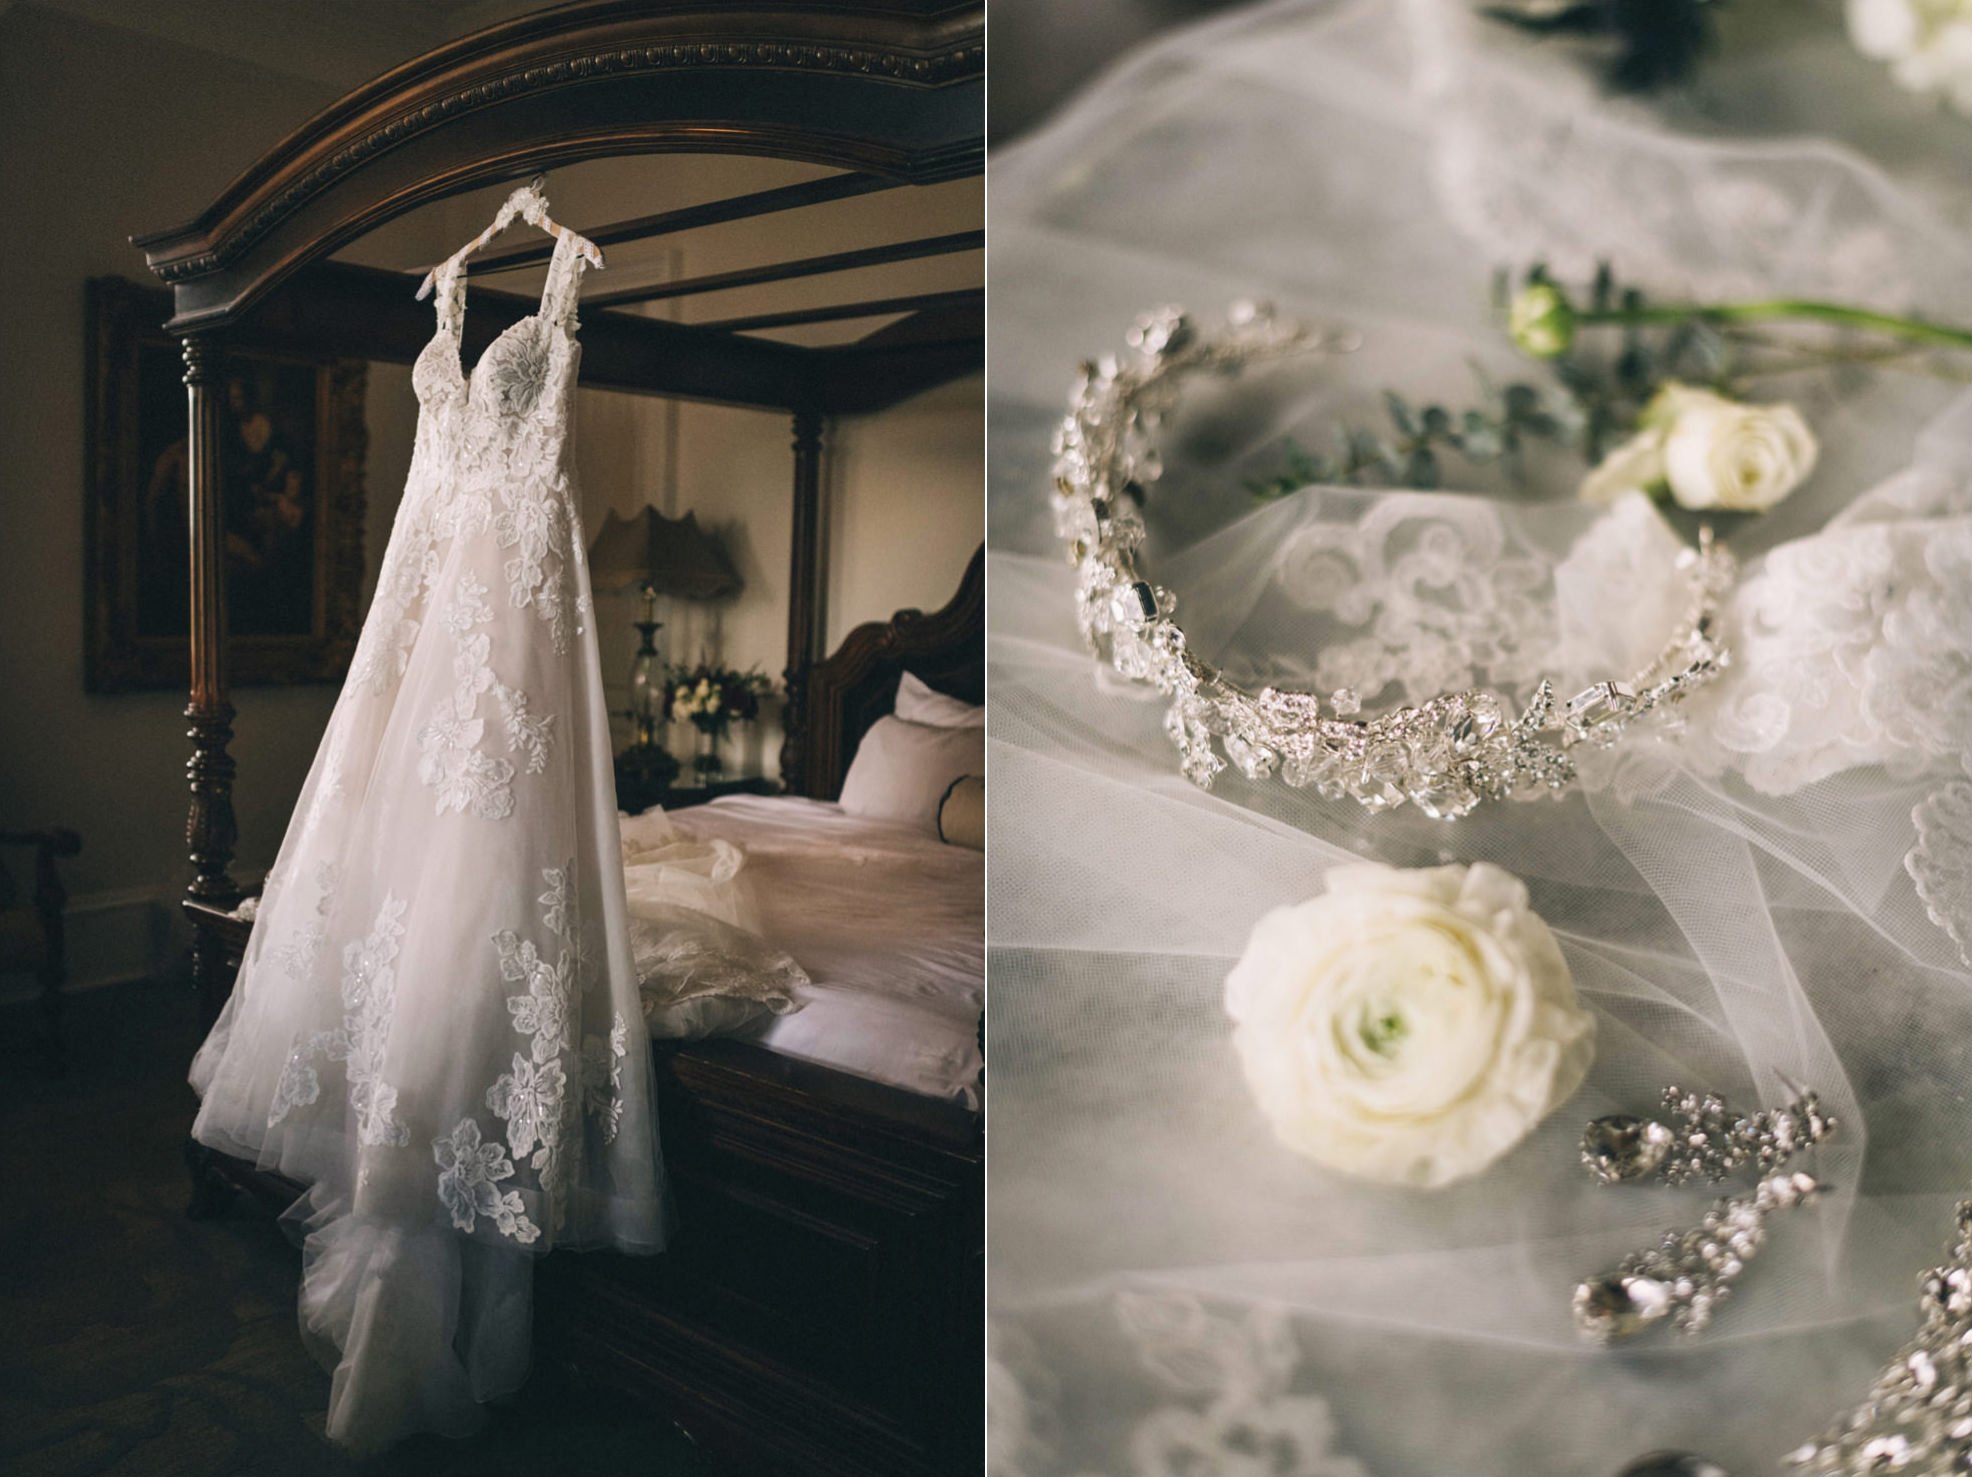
<box><xmin>537</xmin><ymin>228</ymin><xmax>586</xmax><ymax>332</ymax></box>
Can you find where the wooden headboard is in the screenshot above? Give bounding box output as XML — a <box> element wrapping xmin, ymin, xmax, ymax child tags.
<box><xmin>786</xmin><ymin>545</ymin><xmax>983</xmax><ymax>801</ymax></box>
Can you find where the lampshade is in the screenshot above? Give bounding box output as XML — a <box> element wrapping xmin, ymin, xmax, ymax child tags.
<box><xmin>587</xmin><ymin>507</ymin><xmax>742</xmax><ymax>599</ymax></box>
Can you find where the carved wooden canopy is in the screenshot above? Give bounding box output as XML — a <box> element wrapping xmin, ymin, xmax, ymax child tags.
<box><xmin>132</xmin><ymin>1</ymin><xmax>983</xmax><ymax>336</ymax></box>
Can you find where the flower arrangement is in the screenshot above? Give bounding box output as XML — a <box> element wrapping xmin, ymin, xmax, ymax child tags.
<box><xmin>667</xmin><ymin>660</ymin><xmax>773</xmax><ymax>738</ymax></box>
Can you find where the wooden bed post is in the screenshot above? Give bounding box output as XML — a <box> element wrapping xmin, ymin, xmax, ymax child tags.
<box><xmin>779</xmin><ymin>409</ymin><xmax>826</xmax><ymax>796</ymax></box>
<box><xmin>181</xmin><ymin>331</ymin><xmax>240</xmax><ymax>1026</ymax></box>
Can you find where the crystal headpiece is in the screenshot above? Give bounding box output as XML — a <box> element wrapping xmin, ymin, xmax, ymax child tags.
<box><xmin>1052</xmin><ymin>304</ymin><xmax>1738</xmax><ymax>819</ymax></box>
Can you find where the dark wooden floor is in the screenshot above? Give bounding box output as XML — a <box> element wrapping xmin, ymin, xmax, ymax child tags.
<box><xmin>0</xmin><ymin>979</ymin><xmax>706</xmax><ymax>1477</ymax></box>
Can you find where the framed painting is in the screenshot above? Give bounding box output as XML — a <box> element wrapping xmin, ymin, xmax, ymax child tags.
<box><xmin>85</xmin><ymin>276</ymin><xmax>368</xmax><ymax>692</ymax></box>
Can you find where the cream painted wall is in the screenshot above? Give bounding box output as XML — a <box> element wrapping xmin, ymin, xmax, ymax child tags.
<box><xmin>0</xmin><ymin>6</ymin><xmax>348</xmax><ymax>980</ymax></box>
<box><xmin>826</xmin><ymin>374</ymin><xmax>985</xmax><ymax>654</ymax></box>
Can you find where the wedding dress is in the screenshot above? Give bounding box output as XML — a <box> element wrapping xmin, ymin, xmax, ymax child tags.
<box><xmin>988</xmin><ymin>3</ymin><xmax>1972</xmax><ymax>1473</ymax></box>
<box><xmin>188</xmin><ymin>206</ymin><xmax>663</xmax><ymax>1452</ymax></box>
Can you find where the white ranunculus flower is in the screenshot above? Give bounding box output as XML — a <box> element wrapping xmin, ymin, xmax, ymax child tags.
<box><xmin>1849</xmin><ymin>0</ymin><xmax>1972</xmax><ymax>113</ymax></box>
<box><xmin>1578</xmin><ymin>382</ymin><xmax>1817</xmax><ymax>513</ymax></box>
<box><xmin>1223</xmin><ymin>862</ymin><xmax>1595</xmax><ymax>1188</ymax></box>
<box><xmin>1657</xmin><ymin>384</ymin><xmax>1818</xmax><ymax>512</ymax></box>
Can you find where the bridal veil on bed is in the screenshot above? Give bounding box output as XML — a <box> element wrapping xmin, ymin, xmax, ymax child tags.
<box><xmin>188</xmin><ymin>222</ymin><xmax>663</xmax><ymax>1452</ymax></box>
<box><xmin>988</xmin><ymin>2</ymin><xmax>1972</xmax><ymax>1472</ymax></box>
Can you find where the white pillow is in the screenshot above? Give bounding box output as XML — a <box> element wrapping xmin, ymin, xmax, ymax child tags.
<box><xmin>894</xmin><ymin>671</ymin><xmax>984</xmax><ymax>729</ymax></box>
<box><xmin>838</xmin><ymin>716</ymin><xmax>985</xmax><ymax>830</ymax></box>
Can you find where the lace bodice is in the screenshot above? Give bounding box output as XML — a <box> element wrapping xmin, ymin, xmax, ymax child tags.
<box><xmin>352</xmin><ymin>229</ymin><xmax>591</xmax><ymax>708</ymax></box>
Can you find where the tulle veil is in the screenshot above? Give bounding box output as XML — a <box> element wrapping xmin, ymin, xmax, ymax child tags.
<box><xmin>987</xmin><ymin>3</ymin><xmax>1972</xmax><ymax>1472</ymax></box>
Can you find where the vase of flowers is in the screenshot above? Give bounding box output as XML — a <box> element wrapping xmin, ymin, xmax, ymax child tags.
<box><xmin>668</xmin><ymin>661</ymin><xmax>774</xmax><ymax>782</ymax></box>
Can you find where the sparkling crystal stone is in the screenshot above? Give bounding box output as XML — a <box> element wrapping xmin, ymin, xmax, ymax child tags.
<box><xmin>1582</xmin><ymin>1115</ymin><xmax>1675</xmax><ymax>1184</ymax></box>
<box><xmin>1128</xmin><ymin>307</ymin><xmax>1192</xmax><ymax>357</ymax></box>
<box><xmin>1145</xmin><ymin>623</ymin><xmax>1191</xmax><ymax>694</ymax></box>
<box><xmin>1354</xmin><ymin>745</ymin><xmax>1408</xmax><ymax>811</ymax></box>
<box><xmin>1279</xmin><ymin>745</ymin><xmax>1320</xmax><ymax>789</ymax></box>
<box><xmin>1450</xmin><ymin>698</ymin><xmax>1503</xmax><ymax>754</ymax></box>
<box><xmin>1860</xmin><ymin>1435</ymin><xmax>1913</xmax><ymax>1471</ymax></box>
<box><xmin>1409</xmin><ymin>731</ymin><xmax>1453</xmax><ymax>775</ymax></box>
<box><xmin>1573</xmin><ymin>1274</ymin><xmax>1672</xmax><ymax>1341</ymax></box>
<box><xmin>1911</xmin><ymin>1349</ymin><xmax>1940</xmax><ymax>1391</ymax></box>
<box><xmin>1564</xmin><ymin>680</ymin><xmax>1637</xmax><ymax>739</ymax></box>
<box><xmin>1164</xmin><ymin>701</ymin><xmax>1224</xmax><ymax>789</ymax></box>
<box><xmin>1223</xmin><ymin>733</ymin><xmax>1278</xmax><ymax>781</ymax></box>
<box><xmin>1111</xmin><ymin>627</ymin><xmax>1153</xmax><ymax>681</ymax></box>
<box><xmin>1409</xmin><ymin>777</ymin><xmax>1479</xmax><ymax>821</ymax></box>
<box><xmin>1052</xmin><ymin>495</ymin><xmax>1098</xmax><ymax>545</ymax></box>
<box><xmin>1330</xmin><ymin>687</ymin><xmax>1362</xmax><ymax>717</ymax></box>
<box><xmin>1110</xmin><ymin>580</ymin><xmax>1159</xmax><ymax>630</ymax></box>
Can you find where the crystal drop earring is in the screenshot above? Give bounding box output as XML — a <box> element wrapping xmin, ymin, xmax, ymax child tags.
<box><xmin>1581</xmin><ymin>1082</ymin><xmax>1834</xmax><ymax>1187</ymax></box>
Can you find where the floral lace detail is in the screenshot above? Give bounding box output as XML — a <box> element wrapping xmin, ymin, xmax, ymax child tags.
<box><xmin>1268</xmin><ymin>497</ymin><xmax>1553</xmax><ymax>706</ymax></box>
<box><xmin>538</xmin><ymin>863</ymin><xmax>571</xmax><ymax>938</ymax></box>
<box><xmin>495</xmin><ymin>929</ymin><xmax>574</xmax><ymax>1064</ymax></box>
<box><xmin>477</xmin><ymin>860</ymin><xmax>614</xmax><ymax>1233</ymax></box>
<box><xmin>1675</xmin><ymin>490</ymin><xmax>1972</xmax><ymax>795</ymax></box>
<box><xmin>350</xmin><ymin>614</ymin><xmax>422</xmax><ymax>696</ymax></box>
<box><xmin>991</xmin><ymin>1291</ymin><xmax>1370</xmax><ymax>1477</ymax></box>
<box><xmin>497</xmin><ymin>682</ymin><xmax>555</xmax><ymax>774</ymax></box>
<box><xmin>486</xmin><ymin>1053</ymin><xmax>566</xmax><ymax>1163</ymax></box>
<box><xmin>418</xmin><ymin>574</ymin><xmax>517</xmax><ymax>820</ymax></box>
<box><xmin>1911</xmin><ymin>775</ymin><xmax>1972</xmax><ymax>968</ymax></box>
<box><xmin>266</xmin><ymin>891</ymin><xmax>410</xmax><ymax>1149</ymax></box>
<box><xmin>268</xmin><ymin>1031</ymin><xmax>335</xmax><ymax>1127</ymax></box>
<box><xmin>580</xmin><ymin>1013</ymin><xmax>629</xmax><ymax>1144</ymax></box>
<box><xmin>413</xmin><ymin>230</ymin><xmax>587</xmax><ymax>657</ymax></box>
<box><xmin>340</xmin><ymin>894</ymin><xmax>411</xmax><ymax>1148</ymax></box>
<box><xmin>273</xmin><ymin>861</ymin><xmax>338</xmax><ymax>983</ymax></box>
<box><xmin>433</xmin><ymin>1117</ymin><xmax>540</xmax><ymax>1244</ymax></box>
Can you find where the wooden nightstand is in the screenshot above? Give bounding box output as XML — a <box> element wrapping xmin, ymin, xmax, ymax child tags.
<box><xmin>656</xmin><ymin>775</ymin><xmax>782</xmax><ymax>811</ymax></box>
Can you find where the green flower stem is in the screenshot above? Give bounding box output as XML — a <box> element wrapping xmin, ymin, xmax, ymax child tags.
<box><xmin>1720</xmin><ymin>328</ymin><xmax>1972</xmax><ymax>387</ymax></box>
<box><xmin>1576</xmin><ymin>299</ymin><xmax>1972</xmax><ymax>353</ymax></box>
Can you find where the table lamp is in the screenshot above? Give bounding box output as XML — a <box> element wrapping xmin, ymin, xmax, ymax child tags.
<box><xmin>587</xmin><ymin>506</ymin><xmax>742</xmax><ymax>747</ymax></box>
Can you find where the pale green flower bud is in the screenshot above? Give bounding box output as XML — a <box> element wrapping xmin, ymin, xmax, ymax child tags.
<box><xmin>1508</xmin><ymin>282</ymin><xmax>1575</xmax><ymax>359</ymax></box>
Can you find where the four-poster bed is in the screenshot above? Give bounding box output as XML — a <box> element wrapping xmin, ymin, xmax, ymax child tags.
<box><xmin>134</xmin><ymin>4</ymin><xmax>983</xmax><ymax>1472</ymax></box>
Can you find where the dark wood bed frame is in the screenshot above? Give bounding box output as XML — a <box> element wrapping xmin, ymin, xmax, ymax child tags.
<box><xmin>143</xmin><ymin>5</ymin><xmax>982</xmax><ymax>1472</ymax></box>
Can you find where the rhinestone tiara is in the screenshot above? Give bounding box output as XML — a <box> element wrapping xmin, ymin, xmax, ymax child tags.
<box><xmin>1051</xmin><ymin>303</ymin><xmax>1738</xmax><ymax>819</ymax></box>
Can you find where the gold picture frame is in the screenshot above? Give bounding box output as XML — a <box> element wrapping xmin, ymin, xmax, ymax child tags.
<box><xmin>85</xmin><ymin>275</ymin><xmax>368</xmax><ymax>692</ymax></box>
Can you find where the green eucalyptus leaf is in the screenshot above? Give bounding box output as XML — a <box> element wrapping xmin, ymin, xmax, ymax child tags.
<box><xmin>1384</xmin><ymin>391</ymin><xmax>1418</xmax><ymax>436</ymax></box>
<box><xmin>1404</xmin><ymin>447</ymin><xmax>1441</xmax><ymax>488</ymax></box>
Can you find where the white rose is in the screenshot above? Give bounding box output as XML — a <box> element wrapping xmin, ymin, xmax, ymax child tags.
<box><xmin>1659</xmin><ymin>385</ymin><xmax>1817</xmax><ymax>512</ymax></box>
<box><xmin>1578</xmin><ymin>382</ymin><xmax>1817</xmax><ymax>513</ymax></box>
<box><xmin>1849</xmin><ymin>0</ymin><xmax>1972</xmax><ymax>113</ymax></box>
<box><xmin>1223</xmin><ymin>862</ymin><xmax>1595</xmax><ymax>1188</ymax></box>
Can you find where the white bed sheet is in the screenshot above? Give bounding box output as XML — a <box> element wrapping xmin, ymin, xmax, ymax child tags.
<box><xmin>660</xmin><ymin>794</ymin><xmax>983</xmax><ymax>1107</ymax></box>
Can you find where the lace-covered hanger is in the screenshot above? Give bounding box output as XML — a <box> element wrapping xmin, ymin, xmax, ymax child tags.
<box><xmin>414</xmin><ymin>176</ymin><xmax>605</xmax><ymax>302</ymax></box>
